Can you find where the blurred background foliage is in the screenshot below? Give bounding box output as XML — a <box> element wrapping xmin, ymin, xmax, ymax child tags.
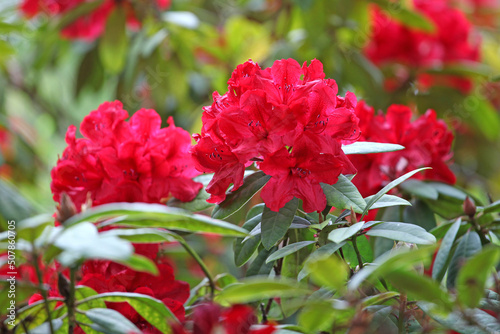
<box><xmin>0</xmin><ymin>0</ymin><xmax>499</xmax><ymax>225</ymax></box>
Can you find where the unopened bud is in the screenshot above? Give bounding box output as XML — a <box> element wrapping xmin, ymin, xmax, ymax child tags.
<box><xmin>56</xmin><ymin>193</ymin><xmax>77</xmax><ymax>224</ymax></box>
<box><xmin>463</xmin><ymin>197</ymin><xmax>476</xmax><ymax>218</ymax></box>
<box><xmin>57</xmin><ymin>272</ymin><xmax>70</xmax><ymax>300</ymax></box>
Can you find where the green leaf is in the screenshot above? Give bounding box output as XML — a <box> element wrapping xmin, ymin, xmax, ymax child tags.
<box><xmin>446</xmin><ymin>231</ymin><xmax>482</xmax><ymax>289</ymax></box>
<box><xmin>99</xmin><ymin>228</ymin><xmax>178</xmax><ymax>244</ymax></box>
<box><xmin>341</xmin><ymin>142</ymin><xmax>405</xmax><ymax>155</ymax></box>
<box><xmin>328</xmin><ymin>222</ymin><xmax>365</xmax><ymax>244</ymax></box>
<box><xmin>116</xmin><ymin>254</ymin><xmax>158</xmax><ymax>275</ymax></box>
<box><xmin>432</xmin><ymin>219</ymin><xmax>461</xmax><ymax>282</ymax></box>
<box><xmin>78</xmin><ymin>292</ymin><xmax>177</xmax><ymax>333</ymax></box>
<box><xmin>298</xmin><ymin>301</ymin><xmax>336</xmax><ymax>332</ymax></box>
<box><xmin>246</xmin><ymin>246</ymin><xmax>276</xmax><ymax>277</ymax></box>
<box><xmin>216</xmin><ymin>278</ymin><xmax>311</xmax><ymax>304</ymax></box>
<box><xmin>266</xmin><ymin>241</ymin><xmax>315</xmax><ymax>264</ymax></box>
<box><xmin>400</xmin><ymin>179</ymin><xmax>439</xmax><ymax>200</ymax></box>
<box><xmin>364</xmin><ymin>194</ymin><xmax>411</xmax><ymax>210</ymax></box>
<box><xmin>321</xmin><ymin>175</ymin><xmax>366</xmax><ymax>213</ymax></box>
<box><xmin>56</xmin><ymin>0</ymin><xmax>104</xmax><ymax>29</ymax></box>
<box><xmin>168</xmin><ymin>188</ymin><xmax>213</xmax><ymax>212</ymax></box>
<box><xmin>29</xmin><ymin>319</ymin><xmax>64</xmax><ymax>334</ymax></box>
<box><xmin>306</xmin><ymin>254</ymin><xmax>349</xmax><ymax>291</ymax></box>
<box><xmin>481</xmin><ymin>200</ymin><xmax>500</xmax><ymax>214</ymax></box>
<box><xmin>0</xmin><ymin>179</ymin><xmax>37</xmax><ymax>221</ymax></box>
<box><xmin>372</xmin><ymin>0</ymin><xmax>435</xmax><ymax>32</ymax></box>
<box><xmin>385</xmin><ymin>269</ymin><xmax>453</xmax><ymax>311</ymax></box>
<box><xmin>426</xmin><ymin>182</ymin><xmax>468</xmax><ymax>201</ymax></box>
<box><xmin>86</xmin><ymin>308</ymin><xmax>141</xmax><ymax>334</ymax></box>
<box><xmin>55</xmin><ymin>222</ymin><xmax>134</xmax><ymax>266</ymax></box>
<box><xmin>6</xmin><ymin>299</ymin><xmax>64</xmax><ymax>330</ymax></box>
<box><xmin>362</xmin><ymin>168</ymin><xmax>430</xmax><ymax>216</ymax></box>
<box><xmin>362</xmin><ymin>292</ymin><xmax>400</xmax><ymax>307</ymax></box>
<box><xmin>261</xmin><ymin>198</ymin><xmax>299</xmax><ymax>250</ymax></box>
<box><xmin>403</xmin><ymin>199</ymin><xmax>436</xmax><ymax>231</ymax></box>
<box><xmin>99</xmin><ymin>7</ymin><xmax>128</xmax><ymax>73</ymax></box>
<box><xmin>456</xmin><ymin>246</ymin><xmax>500</xmax><ymax>308</ymax></box>
<box><xmin>365</xmin><ymin>222</ymin><xmax>436</xmax><ymax>245</ymax></box>
<box><xmin>64</xmin><ymin>203</ymin><xmax>248</xmax><ymax>237</ymax></box>
<box><xmin>212</xmin><ymin>172</ymin><xmax>271</xmax><ymax>219</ymax></box>
<box><xmin>16</xmin><ymin>214</ymin><xmax>53</xmax><ymax>242</ymax></box>
<box><xmin>234</xmin><ymin>214</ymin><xmax>262</xmax><ymax>267</ymax></box>
<box><xmin>299</xmin><ymin>242</ymin><xmax>346</xmax><ymax>281</ymax></box>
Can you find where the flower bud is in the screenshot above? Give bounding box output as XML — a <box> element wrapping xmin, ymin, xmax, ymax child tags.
<box><xmin>463</xmin><ymin>196</ymin><xmax>476</xmax><ymax>218</ymax></box>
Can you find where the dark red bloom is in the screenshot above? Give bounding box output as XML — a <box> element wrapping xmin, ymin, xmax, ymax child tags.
<box><xmin>349</xmin><ymin>101</ymin><xmax>456</xmax><ymax>197</ymax></box>
<box><xmin>172</xmin><ymin>303</ymin><xmax>276</xmax><ymax>334</ymax></box>
<box><xmin>192</xmin><ymin>59</ymin><xmax>360</xmax><ymax>212</ymax></box>
<box><xmin>365</xmin><ymin>0</ymin><xmax>480</xmax><ymax>92</ymax></box>
<box><xmin>51</xmin><ymin>101</ymin><xmax>202</xmax><ymax>212</ymax></box>
<box><xmin>20</xmin><ymin>0</ymin><xmax>170</xmax><ymax>40</ymax></box>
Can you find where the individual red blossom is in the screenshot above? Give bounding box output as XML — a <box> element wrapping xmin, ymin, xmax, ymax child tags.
<box><xmin>349</xmin><ymin>101</ymin><xmax>456</xmax><ymax>197</ymax></box>
<box><xmin>172</xmin><ymin>303</ymin><xmax>276</xmax><ymax>334</ymax></box>
<box><xmin>365</xmin><ymin>0</ymin><xmax>480</xmax><ymax>93</ymax></box>
<box><xmin>20</xmin><ymin>0</ymin><xmax>171</xmax><ymax>41</ymax></box>
<box><xmin>51</xmin><ymin>101</ymin><xmax>202</xmax><ymax>212</ymax></box>
<box><xmin>192</xmin><ymin>59</ymin><xmax>360</xmax><ymax>212</ymax></box>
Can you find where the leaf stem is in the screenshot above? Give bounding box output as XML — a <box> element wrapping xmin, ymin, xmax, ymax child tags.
<box><xmin>67</xmin><ymin>267</ymin><xmax>77</xmax><ymax>334</ymax></box>
<box><xmin>351</xmin><ymin>236</ymin><xmax>364</xmax><ymax>269</ymax></box>
<box><xmin>32</xmin><ymin>247</ymin><xmax>55</xmax><ymax>334</ymax></box>
<box><xmin>398</xmin><ymin>293</ymin><xmax>407</xmax><ymax>334</ymax></box>
<box><xmin>178</xmin><ymin>239</ymin><xmax>216</xmax><ymax>299</ymax></box>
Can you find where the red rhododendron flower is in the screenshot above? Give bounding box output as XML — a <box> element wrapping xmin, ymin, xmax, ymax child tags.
<box><xmin>349</xmin><ymin>101</ymin><xmax>456</xmax><ymax>197</ymax></box>
<box><xmin>192</xmin><ymin>59</ymin><xmax>360</xmax><ymax>212</ymax></box>
<box><xmin>365</xmin><ymin>0</ymin><xmax>480</xmax><ymax>93</ymax></box>
<box><xmin>51</xmin><ymin>101</ymin><xmax>202</xmax><ymax>212</ymax></box>
<box><xmin>172</xmin><ymin>303</ymin><xmax>277</xmax><ymax>334</ymax></box>
<box><xmin>20</xmin><ymin>0</ymin><xmax>171</xmax><ymax>40</ymax></box>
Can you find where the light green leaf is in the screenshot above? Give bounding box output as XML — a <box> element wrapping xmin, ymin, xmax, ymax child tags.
<box><xmin>328</xmin><ymin>222</ymin><xmax>365</xmax><ymax>244</ymax></box>
<box><xmin>306</xmin><ymin>254</ymin><xmax>349</xmax><ymax>291</ymax></box>
<box><xmin>64</xmin><ymin>203</ymin><xmax>248</xmax><ymax>237</ymax></box>
<box><xmin>167</xmin><ymin>188</ymin><xmax>213</xmax><ymax>212</ymax></box>
<box><xmin>216</xmin><ymin>278</ymin><xmax>311</xmax><ymax>304</ymax></box>
<box><xmin>400</xmin><ymin>179</ymin><xmax>439</xmax><ymax>200</ymax></box>
<box><xmin>86</xmin><ymin>308</ymin><xmax>141</xmax><ymax>334</ymax></box>
<box><xmin>342</xmin><ymin>142</ymin><xmax>405</xmax><ymax>155</ymax></box>
<box><xmin>365</xmin><ymin>222</ymin><xmax>436</xmax><ymax>245</ymax></box>
<box><xmin>457</xmin><ymin>246</ymin><xmax>500</xmax><ymax>308</ymax></box>
<box><xmin>99</xmin><ymin>7</ymin><xmax>128</xmax><ymax>73</ymax></box>
<box><xmin>261</xmin><ymin>198</ymin><xmax>299</xmax><ymax>250</ymax></box>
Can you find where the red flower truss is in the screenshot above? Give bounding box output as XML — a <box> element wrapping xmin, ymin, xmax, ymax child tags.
<box><xmin>365</xmin><ymin>0</ymin><xmax>480</xmax><ymax>93</ymax></box>
<box><xmin>20</xmin><ymin>0</ymin><xmax>171</xmax><ymax>40</ymax></box>
<box><xmin>192</xmin><ymin>59</ymin><xmax>359</xmax><ymax>213</ymax></box>
<box><xmin>349</xmin><ymin>101</ymin><xmax>456</xmax><ymax>197</ymax></box>
<box><xmin>51</xmin><ymin>100</ymin><xmax>202</xmax><ymax>212</ymax></box>
<box><xmin>172</xmin><ymin>303</ymin><xmax>276</xmax><ymax>334</ymax></box>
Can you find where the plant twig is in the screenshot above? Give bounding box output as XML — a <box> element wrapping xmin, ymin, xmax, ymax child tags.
<box><xmin>32</xmin><ymin>248</ymin><xmax>55</xmax><ymax>334</ymax></box>
<box><xmin>398</xmin><ymin>293</ymin><xmax>407</xmax><ymax>334</ymax></box>
<box><xmin>67</xmin><ymin>267</ymin><xmax>77</xmax><ymax>334</ymax></box>
<box><xmin>178</xmin><ymin>239</ymin><xmax>216</xmax><ymax>299</ymax></box>
<box><xmin>351</xmin><ymin>236</ymin><xmax>364</xmax><ymax>269</ymax></box>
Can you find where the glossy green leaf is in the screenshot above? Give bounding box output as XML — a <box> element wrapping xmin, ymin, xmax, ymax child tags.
<box><xmin>446</xmin><ymin>231</ymin><xmax>482</xmax><ymax>289</ymax></box>
<box><xmin>400</xmin><ymin>179</ymin><xmax>439</xmax><ymax>200</ymax></box>
<box><xmin>341</xmin><ymin>142</ymin><xmax>405</xmax><ymax>155</ymax></box>
<box><xmin>212</xmin><ymin>172</ymin><xmax>271</xmax><ymax>219</ymax></box>
<box><xmin>365</xmin><ymin>194</ymin><xmax>411</xmax><ymax>210</ymax></box>
<box><xmin>362</xmin><ymin>168</ymin><xmax>430</xmax><ymax>216</ymax></box>
<box><xmin>216</xmin><ymin>278</ymin><xmax>311</xmax><ymax>304</ymax></box>
<box><xmin>403</xmin><ymin>199</ymin><xmax>436</xmax><ymax>231</ymax></box>
<box><xmin>78</xmin><ymin>292</ymin><xmax>177</xmax><ymax>333</ymax></box>
<box><xmin>321</xmin><ymin>175</ymin><xmax>366</xmax><ymax>213</ymax></box>
<box><xmin>365</xmin><ymin>222</ymin><xmax>436</xmax><ymax>245</ymax></box>
<box><xmin>482</xmin><ymin>200</ymin><xmax>500</xmax><ymax>214</ymax></box>
<box><xmin>432</xmin><ymin>219</ymin><xmax>461</xmax><ymax>282</ymax></box>
<box><xmin>456</xmin><ymin>246</ymin><xmax>500</xmax><ymax>308</ymax></box>
<box><xmin>86</xmin><ymin>308</ymin><xmax>141</xmax><ymax>333</ymax></box>
<box><xmin>266</xmin><ymin>241</ymin><xmax>316</xmax><ymax>263</ymax></box>
<box><xmin>64</xmin><ymin>203</ymin><xmax>248</xmax><ymax>237</ymax></box>
<box><xmin>328</xmin><ymin>222</ymin><xmax>365</xmax><ymax>244</ymax></box>
<box><xmin>261</xmin><ymin>198</ymin><xmax>298</xmax><ymax>250</ymax></box>
<box><xmin>246</xmin><ymin>246</ymin><xmax>276</xmax><ymax>277</ymax></box>
<box><xmin>168</xmin><ymin>188</ymin><xmax>213</xmax><ymax>212</ymax></box>
<box><xmin>99</xmin><ymin>7</ymin><xmax>128</xmax><ymax>73</ymax></box>
<box><xmin>234</xmin><ymin>214</ymin><xmax>262</xmax><ymax>267</ymax></box>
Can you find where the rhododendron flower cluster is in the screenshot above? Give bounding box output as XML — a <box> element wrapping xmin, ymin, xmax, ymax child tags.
<box><xmin>173</xmin><ymin>303</ymin><xmax>276</xmax><ymax>334</ymax></box>
<box><xmin>51</xmin><ymin>101</ymin><xmax>202</xmax><ymax>212</ymax></box>
<box><xmin>20</xmin><ymin>0</ymin><xmax>170</xmax><ymax>40</ymax></box>
<box><xmin>349</xmin><ymin>101</ymin><xmax>456</xmax><ymax>197</ymax></box>
<box><xmin>365</xmin><ymin>0</ymin><xmax>480</xmax><ymax>92</ymax></box>
<box><xmin>192</xmin><ymin>59</ymin><xmax>360</xmax><ymax>213</ymax></box>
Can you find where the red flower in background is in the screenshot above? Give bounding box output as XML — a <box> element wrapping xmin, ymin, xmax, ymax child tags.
<box><xmin>365</xmin><ymin>0</ymin><xmax>480</xmax><ymax>93</ymax></box>
<box><xmin>51</xmin><ymin>101</ymin><xmax>202</xmax><ymax>212</ymax></box>
<box><xmin>20</xmin><ymin>0</ymin><xmax>170</xmax><ymax>40</ymax></box>
<box><xmin>349</xmin><ymin>101</ymin><xmax>456</xmax><ymax>197</ymax></box>
<box><xmin>173</xmin><ymin>303</ymin><xmax>276</xmax><ymax>334</ymax></box>
<box><xmin>192</xmin><ymin>58</ymin><xmax>360</xmax><ymax>213</ymax></box>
